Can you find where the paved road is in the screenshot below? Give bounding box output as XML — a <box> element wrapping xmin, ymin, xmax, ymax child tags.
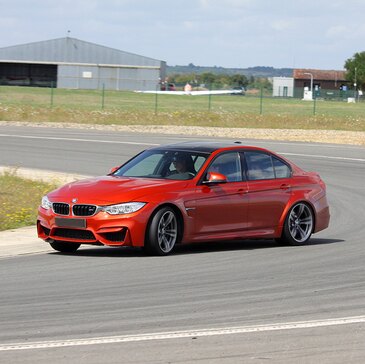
<box><xmin>1</xmin><ymin>125</ymin><xmax>365</xmax><ymax>363</ymax></box>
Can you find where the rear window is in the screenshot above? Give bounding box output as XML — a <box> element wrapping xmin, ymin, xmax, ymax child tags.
<box><xmin>245</xmin><ymin>152</ymin><xmax>275</xmax><ymax>180</ymax></box>
<box><xmin>273</xmin><ymin>157</ymin><xmax>291</xmax><ymax>178</ymax></box>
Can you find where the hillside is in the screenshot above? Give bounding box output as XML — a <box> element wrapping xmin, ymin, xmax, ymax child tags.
<box><xmin>167</xmin><ymin>64</ymin><xmax>292</xmax><ymax>77</ymax></box>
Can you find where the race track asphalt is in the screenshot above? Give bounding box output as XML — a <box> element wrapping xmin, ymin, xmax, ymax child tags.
<box><xmin>0</xmin><ymin>125</ymin><xmax>365</xmax><ymax>363</ymax></box>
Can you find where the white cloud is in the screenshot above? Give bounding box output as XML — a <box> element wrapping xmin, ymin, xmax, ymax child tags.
<box><xmin>270</xmin><ymin>20</ymin><xmax>295</xmax><ymax>32</ymax></box>
<box><xmin>182</xmin><ymin>21</ymin><xmax>197</xmax><ymax>31</ymax></box>
<box><xmin>325</xmin><ymin>25</ymin><xmax>349</xmax><ymax>38</ymax></box>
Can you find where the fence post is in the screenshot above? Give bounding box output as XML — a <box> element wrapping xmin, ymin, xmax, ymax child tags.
<box><xmin>155</xmin><ymin>84</ymin><xmax>158</xmax><ymax>114</ymax></box>
<box><xmin>259</xmin><ymin>87</ymin><xmax>263</xmax><ymax>115</ymax></box>
<box><xmin>50</xmin><ymin>81</ymin><xmax>54</xmax><ymax>107</ymax></box>
<box><xmin>208</xmin><ymin>84</ymin><xmax>212</xmax><ymax>111</ymax></box>
<box><xmin>313</xmin><ymin>95</ymin><xmax>317</xmax><ymax>115</ymax></box>
<box><xmin>101</xmin><ymin>83</ymin><xmax>105</xmax><ymax>109</ymax></box>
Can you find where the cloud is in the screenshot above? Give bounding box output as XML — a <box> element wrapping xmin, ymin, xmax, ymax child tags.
<box><xmin>270</xmin><ymin>19</ymin><xmax>295</xmax><ymax>32</ymax></box>
<box><xmin>325</xmin><ymin>25</ymin><xmax>349</xmax><ymax>38</ymax></box>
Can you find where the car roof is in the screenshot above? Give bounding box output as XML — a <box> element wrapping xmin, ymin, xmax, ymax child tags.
<box><xmin>150</xmin><ymin>141</ymin><xmax>271</xmax><ymax>154</ymax></box>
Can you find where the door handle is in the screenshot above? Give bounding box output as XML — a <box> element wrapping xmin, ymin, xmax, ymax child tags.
<box><xmin>238</xmin><ymin>188</ymin><xmax>248</xmax><ymax>194</ymax></box>
<box><xmin>280</xmin><ymin>184</ymin><xmax>291</xmax><ymax>190</ymax></box>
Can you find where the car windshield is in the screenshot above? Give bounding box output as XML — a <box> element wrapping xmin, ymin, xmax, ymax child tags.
<box><xmin>113</xmin><ymin>149</ymin><xmax>210</xmax><ymax>180</ymax></box>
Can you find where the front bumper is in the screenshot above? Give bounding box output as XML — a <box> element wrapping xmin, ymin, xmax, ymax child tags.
<box><xmin>37</xmin><ymin>206</ymin><xmax>151</xmax><ymax>247</ymax></box>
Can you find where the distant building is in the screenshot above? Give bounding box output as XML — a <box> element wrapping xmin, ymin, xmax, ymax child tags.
<box><xmin>273</xmin><ymin>77</ymin><xmax>294</xmax><ymax>97</ymax></box>
<box><xmin>293</xmin><ymin>69</ymin><xmax>349</xmax><ymax>91</ymax></box>
<box><xmin>0</xmin><ymin>37</ymin><xmax>166</xmax><ymax>90</ymax></box>
<box><xmin>273</xmin><ymin>69</ymin><xmax>351</xmax><ymax>98</ymax></box>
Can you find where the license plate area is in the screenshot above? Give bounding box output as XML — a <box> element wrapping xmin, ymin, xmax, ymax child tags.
<box><xmin>55</xmin><ymin>217</ymin><xmax>86</xmax><ymax>229</ymax></box>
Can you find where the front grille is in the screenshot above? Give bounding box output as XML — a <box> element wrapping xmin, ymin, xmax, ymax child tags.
<box><xmin>53</xmin><ymin>203</ymin><xmax>70</xmax><ymax>215</ymax></box>
<box><xmin>73</xmin><ymin>204</ymin><xmax>97</xmax><ymax>216</ymax></box>
<box><xmin>53</xmin><ymin>228</ymin><xmax>96</xmax><ymax>241</ymax></box>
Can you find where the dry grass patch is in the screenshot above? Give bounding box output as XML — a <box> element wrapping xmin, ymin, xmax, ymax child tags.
<box><xmin>0</xmin><ymin>171</ymin><xmax>57</xmax><ymax>231</ymax></box>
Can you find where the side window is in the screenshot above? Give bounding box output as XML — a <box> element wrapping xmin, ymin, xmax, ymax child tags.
<box><xmin>245</xmin><ymin>152</ymin><xmax>275</xmax><ymax>180</ymax></box>
<box><xmin>206</xmin><ymin>152</ymin><xmax>242</xmax><ymax>182</ymax></box>
<box><xmin>273</xmin><ymin>157</ymin><xmax>291</xmax><ymax>178</ymax></box>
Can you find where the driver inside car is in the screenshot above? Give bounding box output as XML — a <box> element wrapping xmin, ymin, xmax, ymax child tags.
<box><xmin>167</xmin><ymin>154</ymin><xmax>196</xmax><ymax>179</ymax></box>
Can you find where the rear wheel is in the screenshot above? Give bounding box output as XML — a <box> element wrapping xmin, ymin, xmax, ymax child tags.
<box><xmin>281</xmin><ymin>202</ymin><xmax>314</xmax><ymax>245</ymax></box>
<box><xmin>146</xmin><ymin>207</ymin><xmax>179</xmax><ymax>255</ymax></box>
<box><xmin>49</xmin><ymin>241</ymin><xmax>81</xmax><ymax>253</ymax></box>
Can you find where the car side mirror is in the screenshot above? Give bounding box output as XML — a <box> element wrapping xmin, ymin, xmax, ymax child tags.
<box><xmin>203</xmin><ymin>172</ymin><xmax>228</xmax><ymax>185</ymax></box>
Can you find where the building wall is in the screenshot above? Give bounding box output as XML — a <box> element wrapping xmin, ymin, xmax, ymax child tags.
<box><xmin>294</xmin><ymin>79</ymin><xmax>347</xmax><ymax>90</ymax></box>
<box><xmin>272</xmin><ymin>77</ymin><xmax>294</xmax><ymax>97</ymax></box>
<box><xmin>57</xmin><ymin>64</ymin><xmax>160</xmax><ymax>90</ymax></box>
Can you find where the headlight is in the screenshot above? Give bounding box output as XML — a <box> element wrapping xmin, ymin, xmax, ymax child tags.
<box><xmin>102</xmin><ymin>202</ymin><xmax>146</xmax><ymax>215</ymax></box>
<box><xmin>41</xmin><ymin>196</ymin><xmax>52</xmax><ymax>210</ymax></box>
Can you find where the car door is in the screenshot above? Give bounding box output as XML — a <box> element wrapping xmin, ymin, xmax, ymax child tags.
<box><xmin>243</xmin><ymin>151</ymin><xmax>292</xmax><ymax>234</ymax></box>
<box><xmin>190</xmin><ymin>151</ymin><xmax>249</xmax><ymax>238</ymax></box>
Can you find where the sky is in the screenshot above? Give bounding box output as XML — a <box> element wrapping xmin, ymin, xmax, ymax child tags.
<box><xmin>0</xmin><ymin>0</ymin><xmax>364</xmax><ymax>70</ymax></box>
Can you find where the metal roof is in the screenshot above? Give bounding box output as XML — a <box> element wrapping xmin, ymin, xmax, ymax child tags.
<box><xmin>293</xmin><ymin>69</ymin><xmax>346</xmax><ymax>81</ymax></box>
<box><xmin>0</xmin><ymin>37</ymin><xmax>164</xmax><ymax>67</ymax></box>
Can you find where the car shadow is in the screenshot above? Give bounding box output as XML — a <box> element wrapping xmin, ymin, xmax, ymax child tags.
<box><xmin>173</xmin><ymin>237</ymin><xmax>344</xmax><ymax>255</ymax></box>
<box><xmin>47</xmin><ymin>238</ymin><xmax>344</xmax><ymax>258</ymax></box>
<box><xmin>303</xmin><ymin>238</ymin><xmax>345</xmax><ymax>246</ymax></box>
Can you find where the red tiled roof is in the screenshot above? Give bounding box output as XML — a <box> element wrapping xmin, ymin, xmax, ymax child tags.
<box><xmin>293</xmin><ymin>69</ymin><xmax>346</xmax><ymax>81</ymax></box>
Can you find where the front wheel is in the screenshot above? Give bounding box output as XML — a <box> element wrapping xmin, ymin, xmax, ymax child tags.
<box><xmin>146</xmin><ymin>207</ymin><xmax>180</xmax><ymax>255</ymax></box>
<box><xmin>281</xmin><ymin>203</ymin><xmax>314</xmax><ymax>245</ymax></box>
<box><xmin>49</xmin><ymin>241</ymin><xmax>81</xmax><ymax>253</ymax></box>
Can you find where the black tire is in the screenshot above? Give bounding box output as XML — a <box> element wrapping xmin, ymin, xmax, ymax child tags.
<box><xmin>49</xmin><ymin>241</ymin><xmax>81</xmax><ymax>253</ymax></box>
<box><xmin>146</xmin><ymin>207</ymin><xmax>180</xmax><ymax>256</ymax></box>
<box><xmin>280</xmin><ymin>202</ymin><xmax>314</xmax><ymax>246</ymax></box>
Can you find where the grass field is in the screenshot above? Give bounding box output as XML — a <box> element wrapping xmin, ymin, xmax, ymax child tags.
<box><xmin>0</xmin><ymin>86</ymin><xmax>364</xmax><ymax>131</ymax></box>
<box><xmin>0</xmin><ymin>172</ymin><xmax>57</xmax><ymax>231</ymax></box>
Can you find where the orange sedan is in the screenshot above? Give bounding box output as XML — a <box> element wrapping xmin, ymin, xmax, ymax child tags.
<box><xmin>37</xmin><ymin>142</ymin><xmax>330</xmax><ymax>255</ymax></box>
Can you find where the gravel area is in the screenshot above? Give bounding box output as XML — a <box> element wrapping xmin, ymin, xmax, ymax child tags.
<box><xmin>1</xmin><ymin>120</ymin><xmax>364</xmax><ymax>146</ymax></box>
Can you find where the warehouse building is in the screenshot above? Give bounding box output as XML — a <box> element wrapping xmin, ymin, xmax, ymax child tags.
<box><xmin>0</xmin><ymin>37</ymin><xmax>166</xmax><ymax>90</ymax></box>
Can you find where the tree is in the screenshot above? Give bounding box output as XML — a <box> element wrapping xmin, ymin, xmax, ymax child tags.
<box><xmin>344</xmin><ymin>51</ymin><xmax>365</xmax><ymax>90</ymax></box>
<box><xmin>248</xmin><ymin>77</ymin><xmax>272</xmax><ymax>92</ymax></box>
<box><xmin>169</xmin><ymin>73</ymin><xmax>197</xmax><ymax>85</ymax></box>
<box><xmin>199</xmin><ymin>72</ymin><xmax>216</xmax><ymax>86</ymax></box>
<box><xmin>229</xmin><ymin>74</ymin><xmax>248</xmax><ymax>87</ymax></box>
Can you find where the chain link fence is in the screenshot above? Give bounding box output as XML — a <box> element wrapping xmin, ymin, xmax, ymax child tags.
<box><xmin>0</xmin><ymin>85</ymin><xmax>364</xmax><ymax>118</ymax></box>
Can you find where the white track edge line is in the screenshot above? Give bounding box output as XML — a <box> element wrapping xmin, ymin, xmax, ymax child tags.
<box><xmin>1</xmin><ymin>134</ymin><xmax>364</xmax><ymax>162</ymax></box>
<box><xmin>0</xmin><ymin>134</ymin><xmax>159</xmax><ymax>146</ymax></box>
<box><xmin>1</xmin><ymin>315</ymin><xmax>365</xmax><ymax>351</ymax></box>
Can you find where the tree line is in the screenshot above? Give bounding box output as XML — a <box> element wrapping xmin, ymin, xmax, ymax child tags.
<box><xmin>167</xmin><ymin>72</ymin><xmax>272</xmax><ymax>91</ymax></box>
<box><xmin>166</xmin><ymin>51</ymin><xmax>364</xmax><ymax>91</ymax></box>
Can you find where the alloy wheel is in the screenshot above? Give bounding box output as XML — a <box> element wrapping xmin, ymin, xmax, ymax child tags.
<box><xmin>288</xmin><ymin>203</ymin><xmax>313</xmax><ymax>243</ymax></box>
<box><xmin>157</xmin><ymin>211</ymin><xmax>178</xmax><ymax>253</ymax></box>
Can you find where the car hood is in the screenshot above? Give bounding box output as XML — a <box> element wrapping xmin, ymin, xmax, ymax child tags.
<box><xmin>48</xmin><ymin>176</ymin><xmax>189</xmax><ymax>205</ymax></box>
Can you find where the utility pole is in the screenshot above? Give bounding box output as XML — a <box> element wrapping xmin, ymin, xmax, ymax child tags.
<box><xmin>354</xmin><ymin>67</ymin><xmax>357</xmax><ymax>100</ymax></box>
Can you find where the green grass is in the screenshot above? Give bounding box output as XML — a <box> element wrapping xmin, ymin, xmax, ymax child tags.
<box><xmin>0</xmin><ymin>172</ymin><xmax>57</xmax><ymax>231</ymax></box>
<box><xmin>0</xmin><ymin>85</ymin><xmax>365</xmax><ymax>131</ymax></box>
